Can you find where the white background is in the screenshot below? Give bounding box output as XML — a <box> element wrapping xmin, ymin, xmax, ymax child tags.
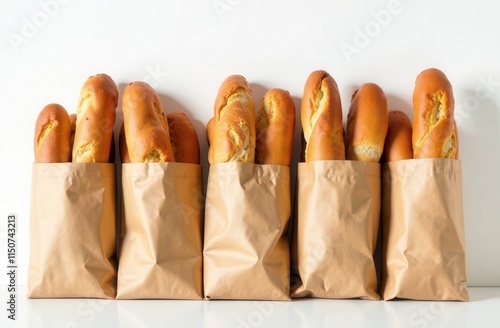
<box><xmin>0</xmin><ymin>0</ymin><xmax>499</xmax><ymax>304</ymax></box>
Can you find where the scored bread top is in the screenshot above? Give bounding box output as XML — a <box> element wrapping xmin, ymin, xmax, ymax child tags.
<box><xmin>34</xmin><ymin>103</ymin><xmax>71</xmax><ymax>163</ymax></box>
<box><xmin>122</xmin><ymin>81</ymin><xmax>175</xmax><ymax>163</ymax></box>
<box><xmin>212</xmin><ymin>75</ymin><xmax>256</xmax><ymax>163</ymax></box>
<box><xmin>412</xmin><ymin>68</ymin><xmax>458</xmax><ymax>159</ymax></box>
<box><xmin>301</xmin><ymin>70</ymin><xmax>345</xmax><ymax>161</ymax></box>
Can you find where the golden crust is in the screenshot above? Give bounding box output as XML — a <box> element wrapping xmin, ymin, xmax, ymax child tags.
<box><xmin>68</xmin><ymin>113</ymin><xmax>76</xmax><ymax>156</ymax></box>
<box><xmin>118</xmin><ymin>122</ymin><xmax>130</xmax><ymax>163</ymax></box>
<box><xmin>412</xmin><ymin>68</ymin><xmax>458</xmax><ymax>159</ymax></box>
<box><xmin>301</xmin><ymin>70</ymin><xmax>345</xmax><ymax>161</ymax></box>
<box><xmin>72</xmin><ymin>73</ymin><xmax>118</xmax><ymax>163</ymax></box>
<box><xmin>345</xmin><ymin>83</ymin><xmax>388</xmax><ymax>162</ymax></box>
<box><xmin>255</xmin><ymin>88</ymin><xmax>295</xmax><ymax>166</ymax></box>
<box><xmin>206</xmin><ymin>117</ymin><xmax>215</xmax><ymax>164</ymax></box>
<box><xmin>167</xmin><ymin>112</ymin><xmax>200</xmax><ymax>164</ymax></box>
<box><xmin>382</xmin><ymin>110</ymin><xmax>413</xmax><ymax>162</ymax></box>
<box><xmin>121</xmin><ymin>81</ymin><xmax>175</xmax><ymax>163</ymax></box>
<box><xmin>212</xmin><ymin>75</ymin><xmax>255</xmax><ymax>163</ymax></box>
<box><xmin>34</xmin><ymin>103</ymin><xmax>71</xmax><ymax>163</ymax></box>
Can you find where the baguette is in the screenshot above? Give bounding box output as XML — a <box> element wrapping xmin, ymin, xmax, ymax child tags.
<box><xmin>255</xmin><ymin>88</ymin><xmax>295</xmax><ymax>166</ymax></box>
<box><xmin>301</xmin><ymin>70</ymin><xmax>345</xmax><ymax>161</ymax></box>
<box><xmin>34</xmin><ymin>103</ymin><xmax>71</xmax><ymax>163</ymax></box>
<box><xmin>68</xmin><ymin>113</ymin><xmax>76</xmax><ymax>158</ymax></box>
<box><xmin>206</xmin><ymin>117</ymin><xmax>215</xmax><ymax>164</ymax></box>
<box><xmin>382</xmin><ymin>110</ymin><xmax>413</xmax><ymax>162</ymax></box>
<box><xmin>72</xmin><ymin>74</ymin><xmax>118</xmax><ymax>163</ymax></box>
<box><xmin>452</xmin><ymin>121</ymin><xmax>459</xmax><ymax>159</ymax></box>
<box><xmin>412</xmin><ymin>68</ymin><xmax>458</xmax><ymax>159</ymax></box>
<box><xmin>109</xmin><ymin>132</ymin><xmax>116</xmax><ymax>163</ymax></box>
<box><xmin>119</xmin><ymin>122</ymin><xmax>130</xmax><ymax>163</ymax></box>
<box><xmin>345</xmin><ymin>83</ymin><xmax>388</xmax><ymax>162</ymax></box>
<box><xmin>300</xmin><ymin>131</ymin><xmax>306</xmax><ymax>163</ymax></box>
<box><xmin>167</xmin><ymin>112</ymin><xmax>200</xmax><ymax>164</ymax></box>
<box><xmin>69</xmin><ymin>113</ymin><xmax>76</xmax><ymax>148</ymax></box>
<box><xmin>211</xmin><ymin>75</ymin><xmax>255</xmax><ymax>163</ymax></box>
<box><xmin>121</xmin><ymin>81</ymin><xmax>175</xmax><ymax>163</ymax></box>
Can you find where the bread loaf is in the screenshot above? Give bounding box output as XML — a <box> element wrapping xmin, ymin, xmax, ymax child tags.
<box><xmin>119</xmin><ymin>123</ymin><xmax>130</xmax><ymax>163</ymax></box>
<box><xmin>108</xmin><ymin>132</ymin><xmax>116</xmax><ymax>163</ymax></box>
<box><xmin>34</xmin><ymin>103</ymin><xmax>71</xmax><ymax>163</ymax></box>
<box><xmin>412</xmin><ymin>68</ymin><xmax>458</xmax><ymax>159</ymax></box>
<box><xmin>345</xmin><ymin>83</ymin><xmax>388</xmax><ymax>162</ymax></box>
<box><xmin>68</xmin><ymin>113</ymin><xmax>76</xmax><ymax>157</ymax></box>
<box><xmin>452</xmin><ymin>121</ymin><xmax>459</xmax><ymax>159</ymax></box>
<box><xmin>301</xmin><ymin>70</ymin><xmax>345</xmax><ymax>161</ymax></box>
<box><xmin>167</xmin><ymin>112</ymin><xmax>200</xmax><ymax>164</ymax></box>
<box><xmin>382</xmin><ymin>110</ymin><xmax>413</xmax><ymax>162</ymax></box>
<box><xmin>212</xmin><ymin>75</ymin><xmax>256</xmax><ymax>163</ymax></box>
<box><xmin>206</xmin><ymin>117</ymin><xmax>214</xmax><ymax>164</ymax></box>
<box><xmin>300</xmin><ymin>131</ymin><xmax>306</xmax><ymax>163</ymax></box>
<box><xmin>121</xmin><ymin>81</ymin><xmax>175</xmax><ymax>163</ymax></box>
<box><xmin>69</xmin><ymin>113</ymin><xmax>76</xmax><ymax>143</ymax></box>
<box><xmin>255</xmin><ymin>88</ymin><xmax>295</xmax><ymax>166</ymax></box>
<box><xmin>72</xmin><ymin>74</ymin><xmax>118</xmax><ymax>163</ymax></box>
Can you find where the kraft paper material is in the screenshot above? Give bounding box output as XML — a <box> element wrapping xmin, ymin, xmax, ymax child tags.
<box><xmin>28</xmin><ymin>163</ymin><xmax>117</xmax><ymax>299</ymax></box>
<box><xmin>381</xmin><ymin>159</ymin><xmax>469</xmax><ymax>301</ymax></box>
<box><xmin>291</xmin><ymin>160</ymin><xmax>381</xmax><ymax>300</ymax></box>
<box><xmin>203</xmin><ymin>162</ymin><xmax>291</xmax><ymax>301</ymax></box>
<box><xmin>116</xmin><ymin>163</ymin><xmax>203</xmax><ymax>299</ymax></box>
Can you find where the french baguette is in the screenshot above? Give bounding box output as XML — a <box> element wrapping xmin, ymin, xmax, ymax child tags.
<box><xmin>211</xmin><ymin>75</ymin><xmax>256</xmax><ymax>163</ymax></box>
<box><xmin>167</xmin><ymin>112</ymin><xmax>200</xmax><ymax>164</ymax></box>
<box><xmin>34</xmin><ymin>103</ymin><xmax>71</xmax><ymax>163</ymax></box>
<box><xmin>301</xmin><ymin>70</ymin><xmax>345</xmax><ymax>161</ymax></box>
<box><xmin>382</xmin><ymin>110</ymin><xmax>413</xmax><ymax>162</ymax></box>
<box><xmin>255</xmin><ymin>88</ymin><xmax>295</xmax><ymax>166</ymax></box>
<box><xmin>72</xmin><ymin>74</ymin><xmax>118</xmax><ymax>163</ymax></box>
<box><xmin>345</xmin><ymin>83</ymin><xmax>388</xmax><ymax>162</ymax></box>
<box><xmin>121</xmin><ymin>81</ymin><xmax>175</xmax><ymax>163</ymax></box>
<box><xmin>412</xmin><ymin>68</ymin><xmax>458</xmax><ymax>159</ymax></box>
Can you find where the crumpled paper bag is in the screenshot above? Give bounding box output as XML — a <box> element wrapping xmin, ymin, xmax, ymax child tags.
<box><xmin>28</xmin><ymin>163</ymin><xmax>116</xmax><ymax>299</ymax></box>
<box><xmin>381</xmin><ymin>158</ymin><xmax>469</xmax><ymax>301</ymax></box>
<box><xmin>291</xmin><ymin>160</ymin><xmax>380</xmax><ymax>300</ymax></box>
<box><xmin>116</xmin><ymin>162</ymin><xmax>203</xmax><ymax>299</ymax></box>
<box><xmin>203</xmin><ymin>162</ymin><xmax>291</xmax><ymax>300</ymax></box>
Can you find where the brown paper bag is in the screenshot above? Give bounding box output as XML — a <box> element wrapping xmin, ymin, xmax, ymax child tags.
<box><xmin>381</xmin><ymin>158</ymin><xmax>469</xmax><ymax>301</ymax></box>
<box><xmin>28</xmin><ymin>163</ymin><xmax>117</xmax><ymax>299</ymax></box>
<box><xmin>116</xmin><ymin>163</ymin><xmax>203</xmax><ymax>299</ymax></box>
<box><xmin>203</xmin><ymin>162</ymin><xmax>291</xmax><ymax>300</ymax></box>
<box><xmin>291</xmin><ymin>160</ymin><xmax>380</xmax><ymax>300</ymax></box>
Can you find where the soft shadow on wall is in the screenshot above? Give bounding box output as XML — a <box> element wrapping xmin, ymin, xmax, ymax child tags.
<box><xmin>456</xmin><ymin>73</ymin><xmax>500</xmax><ymax>286</ymax></box>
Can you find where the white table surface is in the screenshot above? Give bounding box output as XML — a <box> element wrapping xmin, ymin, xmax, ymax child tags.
<box><xmin>2</xmin><ymin>286</ymin><xmax>500</xmax><ymax>327</ymax></box>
